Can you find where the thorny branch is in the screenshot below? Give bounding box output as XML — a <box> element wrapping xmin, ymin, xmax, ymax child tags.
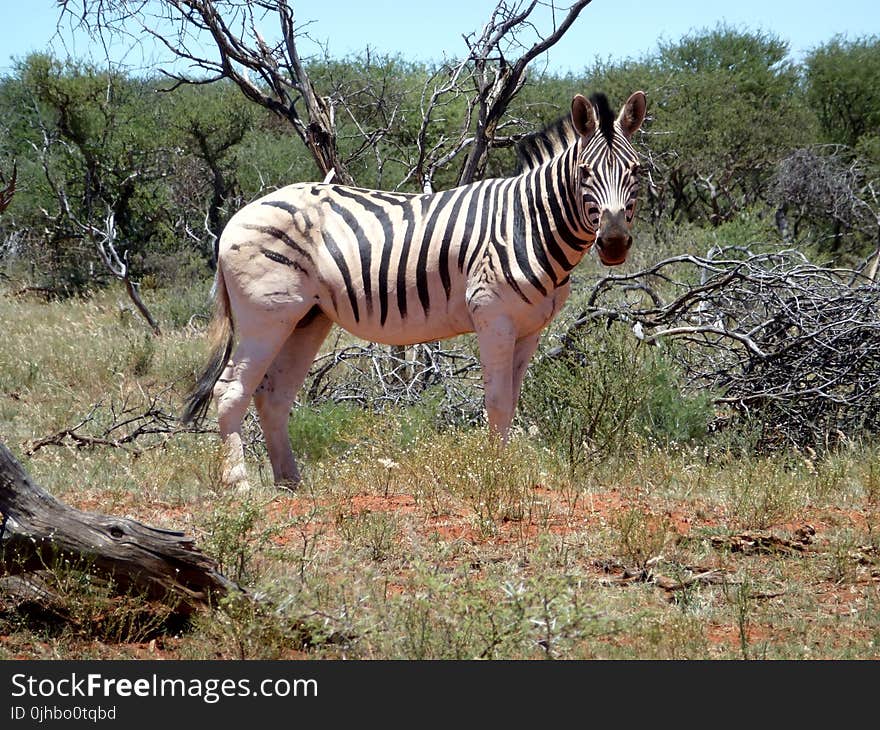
<box><xmin>552</xmin><ymin>246</ymin><xmax>880</xmax><ymax>450</ymax></box>
<box><xmin>303</xmin><ymin>338</ymin><xmax>484</xmax><ymax>426</ymax></box>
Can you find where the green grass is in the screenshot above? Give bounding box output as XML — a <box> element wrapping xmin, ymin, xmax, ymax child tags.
<box><xmin>1</xmin><ymin>283</ymin><xmax>879</xmax><ymax>659</ymax></box>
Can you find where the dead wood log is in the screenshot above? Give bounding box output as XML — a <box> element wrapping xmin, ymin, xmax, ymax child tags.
<box><xmin>0</xmin><ymin>440</ymin><xmax>240</xmax><ymax>616</ymax></box>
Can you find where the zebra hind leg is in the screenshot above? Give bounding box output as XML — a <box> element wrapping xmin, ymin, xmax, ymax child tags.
<box><xmin>213</xmin><ymin>306</ymin><xmax>310</xmax><ymax>491</ymax></box>
<box><xmin>253</xmin><ymin>307</ymin><xmax>333</xmax><ymax>489</ymax></box>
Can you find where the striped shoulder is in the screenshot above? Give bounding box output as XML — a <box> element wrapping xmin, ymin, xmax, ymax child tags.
<box><xmin>515</xmin><ymin>115</ymin><xmax>578</xmax><ymax>173</ymax></box>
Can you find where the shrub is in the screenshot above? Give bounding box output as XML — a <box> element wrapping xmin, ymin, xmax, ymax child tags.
<box><xmin>519</xmin><ymin>324</ymin><xmax>712</xmax><ymax>467</ymax></box>
<box><xmin>287</xmin><ymin>401</ymin><xmax>369</xmax><ymax>464</ymax></box>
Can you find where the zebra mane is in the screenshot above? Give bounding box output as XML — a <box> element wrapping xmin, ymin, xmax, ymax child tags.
<box><xmin>515</xmin><ymin>92</ymin><xmax>617</xmax><ymax>173</ymax></box>
<box><xmin>589</xmin><ymin>92</ymin><xmax>615</xmax><ymax>146</ymax></box>
<box><xmin>515</xmin><ymin>115</ymin><xmax>578</xmax><ymax>173</ymax></box>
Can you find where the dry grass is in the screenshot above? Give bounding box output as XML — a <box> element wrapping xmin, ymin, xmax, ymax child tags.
<box><xmin>1</xmin><ymin>283</ymin><xmax>879</xmax><ymax>660</ymax></box>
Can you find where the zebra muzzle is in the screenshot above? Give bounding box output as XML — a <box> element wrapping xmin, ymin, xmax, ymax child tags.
<box><xmin>596</xmin><ymin>210</ymin><xmax>632</xmax><ymax>266</ymax></box>
<box><xmin>595</xmin><ymin>233</ymin><xmax>632</xmax><ymax>266</ymax></box>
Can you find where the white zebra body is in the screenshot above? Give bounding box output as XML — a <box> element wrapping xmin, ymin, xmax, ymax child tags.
<box><xmin>184</xmin><ymin>91</ymin><xmax>647</xmax><ymax>489</ymax></box>
<box><xmin>220</xmin><ymin>179</ymin><xmax>577</xmax><ymax>346</ymax></box>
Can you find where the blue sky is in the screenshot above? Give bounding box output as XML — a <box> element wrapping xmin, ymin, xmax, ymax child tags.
<box><xmin>1</xmin><ymin>0</ymin><xmax>878</xmax><ymax>75</ymax></box>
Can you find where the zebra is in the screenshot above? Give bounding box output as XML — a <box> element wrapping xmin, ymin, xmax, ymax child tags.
<box><xmin>182</xmin><ymin>90</ymin><xmax>647</xmax><ymax>490</ymax></box>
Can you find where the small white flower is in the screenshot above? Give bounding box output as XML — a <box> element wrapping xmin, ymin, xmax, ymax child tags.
<box><xmin>377</xmin><ymin>457</ymin><xmax>399</xmax><ymax>470</ymax></box>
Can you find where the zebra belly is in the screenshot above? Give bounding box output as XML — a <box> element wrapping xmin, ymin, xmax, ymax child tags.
<box><xmin>321</xmin><ymin>295</ymin><xmax>476</xmax><ymax>346</ymax></box>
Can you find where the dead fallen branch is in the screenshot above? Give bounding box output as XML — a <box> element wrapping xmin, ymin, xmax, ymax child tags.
<box><xmin>595</xmin><ymin>558</ymin><xmax>729</xmax><ymax>592</ymax></box>
<box><xmin>709</xmin><ymin>526</ymin><xmax>815</xmax><ymax>556</ymax></box>
<box><xmin>0</xmin><ymin>440</ymin><xmax>239</xmax><ymax>616</ymax></box>
<box><xmin>304</xmin><ymin>339</ymin><xmax>483</xmax><ymax>425</ymax></box>
<box><xmin>25</xmin><ymin>384</ymin><xmax>216</xmax><ymax>456</ymax></box>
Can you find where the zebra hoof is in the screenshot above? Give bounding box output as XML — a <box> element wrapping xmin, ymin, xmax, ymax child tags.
<box><xmin>221</xmin><ymin>460</ymin><xmax>251</xmax><ymax>493</ymax></box>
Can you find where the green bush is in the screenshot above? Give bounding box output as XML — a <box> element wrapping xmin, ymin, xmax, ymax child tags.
<box><xmin>287</xmin><ymin>401</ymin><xmax>368</xmax><ymax>463</ymax></box>
<box><xmin>519</xmin><ymin>324</ymin><xmax>713</xmax><ymax>467</ymax></box>
<box><xmin>637</xmin><ymin>356</ymin><xmax>713</xmax><ymax>445</ymax></box>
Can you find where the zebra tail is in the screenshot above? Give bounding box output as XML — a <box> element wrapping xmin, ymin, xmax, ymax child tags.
<box><xmin>181</xmin><ymin>267</ymin><xmax>234</xmax><ymax>426</ymax></box>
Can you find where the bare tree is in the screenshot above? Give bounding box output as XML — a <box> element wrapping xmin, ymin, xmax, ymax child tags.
<box><xmin>455</xmin><ymin>0</ymin><xmax>592</xmax><ymax>185</ymax></box>
<box><xmin>26</xmin><ymin>110</ymin><xmax>163</xmax><ymax>331</ymax></box>
<box><xmin>772</xmin><ymin>145</ymin><xmax>880</xmax><ymax>254</ymax></box>
<box><xmin>60</xmin><ymin>1</ymin><xmax>593</xmax><ymax>191</ymax></box>
<box><xmin>398</xmin><ymin>1</ymin><xmax>593</xmax><ymax>193</ymax></box>
<box><xmin>92</xmin><ymin>210</ymin><xmax>163</xmax><ymax>335</ymax></box>
<box><xmin>60</xmin><ymin>1</ymin><xmax>353</xmax><ymax>183</ymax></box>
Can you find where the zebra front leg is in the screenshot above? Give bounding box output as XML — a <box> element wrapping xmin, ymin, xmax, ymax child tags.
<box><xmin>253</xmin><ymin>310</ymin><xmax>332</xmax><ymax>489</ymax></box>
<box><xmin>511</xmin><ymin>331</ymin><xmax>542</xmax><ymax>415</ymax></box>
<box><xmin>474</xmin><ymin>315</ymin><xmax>517</xmax><ymax>442</ymax></box>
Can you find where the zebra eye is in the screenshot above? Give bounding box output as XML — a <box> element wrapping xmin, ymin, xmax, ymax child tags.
<box><xmin>579</xmin><ymin>163</ymin><xmax>592</xmax><ymax>183</ymax></box>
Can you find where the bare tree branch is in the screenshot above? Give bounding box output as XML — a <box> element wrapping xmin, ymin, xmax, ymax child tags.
<box><xmin>457</xmin><ymin>0</ymin><xmax>593</xmax><ymax>185</ymax></box>
<box><xmin>61</xmin><ymin>0</ymin><xmax>354</xmax><ymax>184</ymax></box>
<box><xmin>83</xmin><ymin>208</ymin><xmax>163</xmax><ymax>335</ymax></box>
<box><xmin>0</xmin><ymin>163</ymin><xmax>16</xmax><ymax>214</ymax></box>
<box><xmin>550</xmin><ymin>246</ymin><xmax>880</xmax><ymax>451</ymax></box>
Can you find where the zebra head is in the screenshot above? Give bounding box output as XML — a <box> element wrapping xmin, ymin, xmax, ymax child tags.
<box><xmin>571</xmin><ymin>91</ymin><xmax>646</xmax><ymax>266</ymax></box>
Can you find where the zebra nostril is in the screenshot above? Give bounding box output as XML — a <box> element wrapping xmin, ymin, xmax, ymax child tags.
<box><xmin>597</xmin><ymin>234</ymin><xmax>629</xmax><ymax>250</ymax></box>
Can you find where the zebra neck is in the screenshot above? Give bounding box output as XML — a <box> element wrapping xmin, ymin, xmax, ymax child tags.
<box><xmin>510</xmin><ymin>146</ymin><xmax>593</xmax><ymax>288</ymax></box>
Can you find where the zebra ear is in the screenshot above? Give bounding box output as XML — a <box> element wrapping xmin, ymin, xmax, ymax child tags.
<box><xmin>617</xmin><ymin>91</ymin><xmax>647</xmax><ymax>139</ymax></box>
<box><xmin>571</xmin><ymin>94</ymin><xmax>597</xmax><ymax>139</ymax></box>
